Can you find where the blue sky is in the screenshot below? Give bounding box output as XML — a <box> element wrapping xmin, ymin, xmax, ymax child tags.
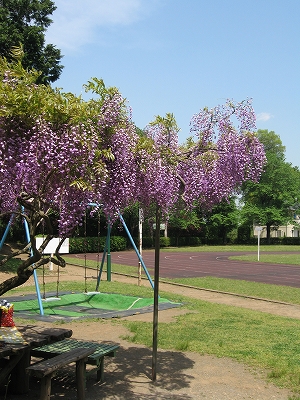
<box><xmin>46</xmin><ymin>0</ymin><xmax>300</xmax><ymax>167</ymax></box>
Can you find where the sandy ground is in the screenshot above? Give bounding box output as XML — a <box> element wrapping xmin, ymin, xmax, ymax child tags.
<box><xmin>1</xmin><ymin>255</ymin><xmax>298</xmax><ymax>399</ymax></box>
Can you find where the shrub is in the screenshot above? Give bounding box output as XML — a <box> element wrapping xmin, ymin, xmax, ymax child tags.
<box><xmin>110</xmin><ymin>236</ymin><xmax>127</xmax><ymax>251</ymax></box>
<box><xmin>281</xmin><ymin>237</ymin><xmax>300</xmax><ymax>245</ymax></box>
<box><xmin>160</xmin><ymin>237</ymin><xmax>170</xmax><ymax>247</ymax></box>
<box><xmin>187</xmin><ymin>237</ymin><xmax>202</xmax><ymax>246</ymax></box>
<box><xmin>69</xmin><ymin>236</ymin><xmax>127</xmax><ymax>253</ymax></box>
<box><xmin>142</xmin><ymin>237</ymin><xmax>153</xmax><ymax>248</ymax></box>
<box><xmin>169</xmin><ymin>236</ymin><xmax>202</xmax><ymax>246</ymax></box>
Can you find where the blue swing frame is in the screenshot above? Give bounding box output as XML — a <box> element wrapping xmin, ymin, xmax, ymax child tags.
<box><xmin>1</xmin><ymin>207</ymin><xmax>154</xmax><ymax>316</ymax></box>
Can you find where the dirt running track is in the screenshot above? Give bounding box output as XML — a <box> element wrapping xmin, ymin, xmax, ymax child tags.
<box><xmin>73</xmin><ymin>250</ymin><xmax>300</xmax><ymax>288</ymax></box>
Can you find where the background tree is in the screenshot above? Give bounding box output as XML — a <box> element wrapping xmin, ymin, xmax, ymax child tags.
<box><xmin>241</xmin><ymin>130</ymin><xmax>300</xmax><ymax>243</ymax></box>
<box><xmin>204</xmin><ymin>197</ymin><xmax>239</xmax><ymax>245</ymax></box>
<box><xmin>0</xmin><ymin>0</ymin><xmax>63</xmax><ymax>83</ymax></box>
<box><xmin>167</xmin><ymin>208</ymin><xmax>202</xmax><ymax>246</ymax></box>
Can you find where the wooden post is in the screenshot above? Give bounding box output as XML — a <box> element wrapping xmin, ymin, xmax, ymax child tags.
<box><xmin>76</xmin><ymin>359</ymin><xmax>86</xmax><ymax>400</ymax></box>
<box><xmin>40</xmin><ymin>374</ymin><xmax>52</xmax><ymax>400</ymax></box>
<box><xmin>10</xmin><ymin>348</ymin><xmax>30</xmax><ymax>394</ymax></box>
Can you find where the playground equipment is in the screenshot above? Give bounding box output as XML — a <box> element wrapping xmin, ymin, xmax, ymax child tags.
<box><xmin>0</xmin><ymin>207</ymin><xmax>153</xmax><ymax>316</ymax></box>
<box><xmin>35</xmin><ymin>237</ymin><xmax>70</xmax><ymax>301</ymax></box>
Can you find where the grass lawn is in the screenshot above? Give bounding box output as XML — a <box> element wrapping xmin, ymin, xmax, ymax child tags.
<box><xmin>122</xmin><ymin>291</ymin><xmax>300</xmax><ymax>398</ymax></box>
<box><xmin>4</xmin><ymin>245</ymin><xmax>300</xmax><ymax>398</ymax></box>
<box><xmin>8</xmin><ymin>278</ymin><xmax>300</xmax><ymax>398</ymax></box>
<box><xmin>230</xmin><ymin>253</ymin><xmax>300</xmax><ymax>265</ymax></box>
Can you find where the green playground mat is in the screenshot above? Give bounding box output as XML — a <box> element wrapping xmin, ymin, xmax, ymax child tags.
<box><xmin>8</xmin><ymin>292</ymin><xmax>181</xmax><ymax>321</ymax></box>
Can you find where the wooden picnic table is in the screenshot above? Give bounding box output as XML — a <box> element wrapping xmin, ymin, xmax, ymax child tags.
<box><xmin>0</xmin><ymin>325</ymin><xmax>72</xmax><ymax>394</ymax></box>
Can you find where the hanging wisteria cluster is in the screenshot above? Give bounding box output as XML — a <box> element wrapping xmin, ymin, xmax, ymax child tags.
<box><xmin>182</xmin><ymin>100</ymin><xmax>265</xmax><ymax>209</ymax></box>
<box><xmin>144</xmin><ymin>99</ymin><xmax>266</xmax><ymax>212</ymax></box>
<box><xmin>0</xmin><ymin>57</ymin><xmax>266</xmax><ymax>293</ymax></box>
<box><xmin>0</xmin><ymin>81</ymin><xmax>266</xmax><ymax>236</ymax></box>
<box><xmin>0</xmin><ymin>98</ymin><xmax>137</xmax><ymax>236</ymax></box>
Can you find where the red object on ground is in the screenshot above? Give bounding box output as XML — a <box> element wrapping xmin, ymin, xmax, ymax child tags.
<box><xmin>0</xmin><ymin>305</ymin><xmax>15</xmax><ymax>327</ymax></box>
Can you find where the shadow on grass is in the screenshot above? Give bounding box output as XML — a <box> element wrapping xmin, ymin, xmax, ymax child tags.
<box><xmin>0</xmin><ymin>243</ymin><xmax>24</xmax><ymax>274</ymax></box>
<box><xmin>0</xmin><ymin>255</ymin><xmax>22</xmax><ymax>274</ymax></box>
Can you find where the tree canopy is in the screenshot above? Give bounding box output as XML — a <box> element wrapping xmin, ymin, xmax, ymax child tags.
<box><xmin>241</xmin><ymin>129</ymin><xmax>300</xmax><ymax>242</ymax></box>
<box><xmin>0</xmin><ymin>54</ymin><xmax>266</xmax><ymax>294</ymax></box>
<box><xmin>0</xmin><ymin>0</ymin><xmax>63</xmax><ymax>83</ymax></box>
<box><xmin>204</xmin><ymin>197</ymin><xmax>239</xmax><ymax>245</ymax></box>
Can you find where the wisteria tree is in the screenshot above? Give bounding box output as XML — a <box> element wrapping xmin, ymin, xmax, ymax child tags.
<box><xmin>0</xmin><ymin>50</ymin><xmax>266</xmax><ymax>296</ymax></box>
<box><xmin>0</xmin><ymin>50</ymin><xmax>137</xmax><ymax>295</ymax></box>
<box><xmin>138</xmin><ymin>105</ymin><xmax>266</xmax><ymax>380</ymax></box>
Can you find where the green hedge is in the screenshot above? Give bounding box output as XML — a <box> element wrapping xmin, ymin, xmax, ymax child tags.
<box><xmin>170</xmin><ymin>236</ymin><xmax>202</xmax><ymax>246</ymax></box>
<box><xmin>139</xmin><ymin>237</ymin><xmax>153</xmax><ymax>248</ymax></box>
<box><xmin>69</xmin><ymin>236</ymin><xmax>127</xmax><ymax>253</ymax></box>
<box><xmin>281</xmin><ymin>237</ymin><xmax>300</xmax><ymax>245</ymax></box>
<box><xmin>160</xmin><ymin>237</ymin><xmax>170</xmax><ymax>247</ymax></box>
<box><xmin>235</xmin><ymin>237</ymin><xmax>300</xmax><ymax>245</ymax></box>
<box><xmin>130</xmin><ymin>237</ymin><xmax>172</xmax><ymax>248</ymax></box>
<box><xmin>127</xmin><ymin>236</ymin><xmax>152</xmax><ymax>249</ymax></box>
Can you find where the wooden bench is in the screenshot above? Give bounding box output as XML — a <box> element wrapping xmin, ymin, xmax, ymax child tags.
<box><xmin>31</xmin><ymin>338</ymin><xmax>120</xmax><ymax>382</ymax></box>
<box><xmin>27</xmin><ymin>347</ymin><xmax>94</xmax><ymax>400</ymax></box>
<box><xmin>0</xmin><ymin>326</ymin><xmax>73</xmax><ymax>395</ymax></box>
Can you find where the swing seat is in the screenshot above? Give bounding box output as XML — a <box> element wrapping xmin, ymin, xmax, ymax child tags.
<box><xmin>42</xmin><ymin>297</ymin><xmax>61</xmax><ymax>302</ymax></box>
<box><xmin>84</xmin><ymin>291</ymin><xmax>100</xmax><ymax>295</ymax></box>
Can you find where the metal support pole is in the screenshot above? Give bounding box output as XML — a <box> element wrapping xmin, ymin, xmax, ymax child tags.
<box><xmin>118</xmin><ymin>213</ymin><xmax>154</xmax><ymax>289</ymax></box>
<box><xmin>138</xmin><ymin>208</ymin><xmax>143</xmax><ymax>286</ymax></box>
<box><xmin>152</xmin><ymin>205</ymin><xmax>160</xmax><ymax>381</ymax></box>
<box><xmin>258</xmin><ymin>231</ymin><xmax>261</xmax><ymax>261</ymax></box>
<box><xmin>106</xmin><ymin>222</ymin><xmax>111</xmax><ymax>281</ymax></box>
<box><xmin>95</xmin><ymin>236</ymin><xmax>108</xmax><ymax>291</ymax></box>
<box><xmin>23</xmin><ymin>216</ymin><xmax>44</xmax><ymax>316</ymax></box>
<box><xmin>0</xmin><ymin>214</ymin><xmax>14</xmax><ymax>251</ymax></box>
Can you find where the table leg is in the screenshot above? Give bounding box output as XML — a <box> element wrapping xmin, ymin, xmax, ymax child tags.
<box><xmin>40</xmin><ymin>374</ymin><xmax>52</xmax><ymax>400</ymax></box>
<box><xmin>10</xmin><ymin>347</ymin><xmax>30</xmax><ymax>393</ymax></box>
<box><xmin>96</xmin><ymin>357</ymin><xmax>104</xmax><ymax>382</ymax></box>
<box><xmin>76</xmin><ymin>358</ymin><xmax>87</xmax><ymax>400</ymax></box>
<box><xmin>0</xmin><ymin>351</ymin><xmax>24</xmax><ymax>387</ymax></box>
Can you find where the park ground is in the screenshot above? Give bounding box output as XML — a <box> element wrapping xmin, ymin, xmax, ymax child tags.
<box><xmin>2</xmin><ymin>260</ymin><xmax>299</xmax><ymax>400</ymax></box>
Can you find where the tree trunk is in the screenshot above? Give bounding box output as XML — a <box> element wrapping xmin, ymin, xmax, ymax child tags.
<box><xmin>0</xmin><ymin>273</ymin><xmax>33</xmax><ymax>296</ymax></box>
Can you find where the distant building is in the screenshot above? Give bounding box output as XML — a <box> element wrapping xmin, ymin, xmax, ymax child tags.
<box><xmin>254</xmin><ymin>215</ymin><xmax>300</xmax><ymax>238</ymax></box>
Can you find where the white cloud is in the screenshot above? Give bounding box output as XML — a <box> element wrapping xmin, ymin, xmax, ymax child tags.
<box><xmin>46</xmin><ymin>0</ymin><xmax>156</xmax><ymax>52</ymax></box>
<box><xmin>256</xmin><ymin>112</ymin><xmax>273</xmax><ymax>122</ymax></box>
